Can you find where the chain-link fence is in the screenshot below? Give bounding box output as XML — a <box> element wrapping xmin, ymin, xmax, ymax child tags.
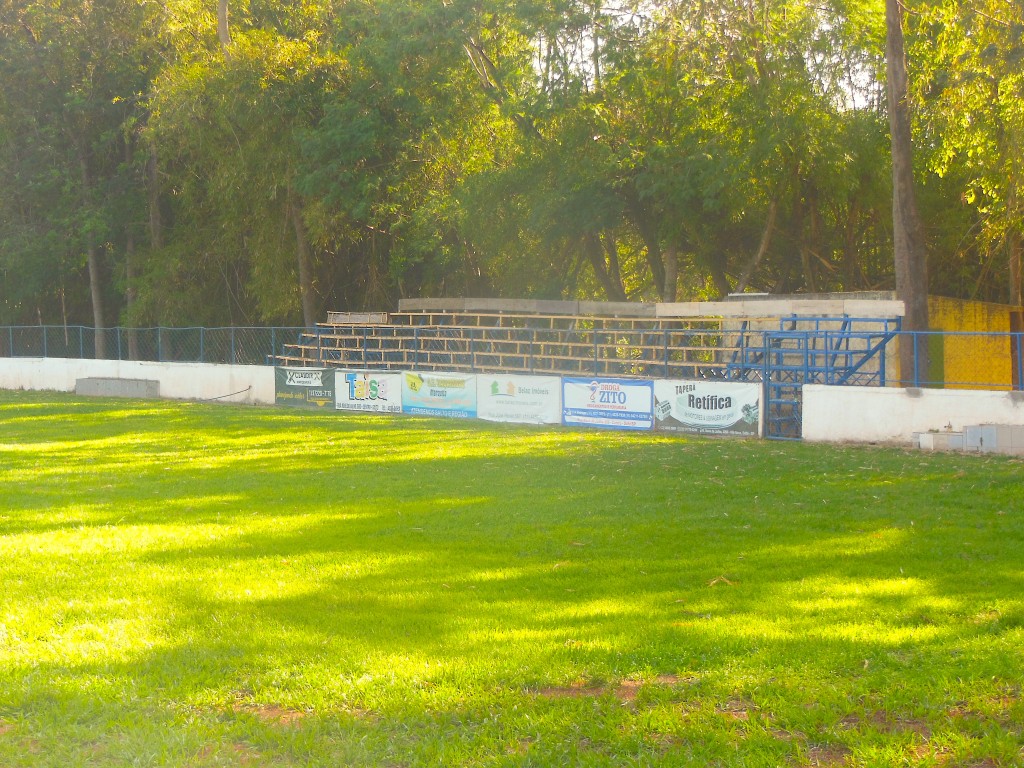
<box><xmin>0</xmin><ymin>326</ymin><xmax>306</xmax><ymax>366</ymax></box>
<box><xmin>2</xmin><ymin>325</ymin><xmax>1022</xmax><ymax>391</ymax></box>
<box><xmin>895</xmin><ymin>331</ymin><xmax>1024</xmax><ymax>390</ymax></box>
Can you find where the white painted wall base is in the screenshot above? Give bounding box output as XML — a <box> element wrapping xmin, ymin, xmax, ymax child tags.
<box><xmin>4</xmin><ymin>359</ymin><xmax>1021</xmax><ymax>445</ymax></box>
<box><xmin>0</xmin><ymin>358</ymin><xmax>275</xmax><ymax>405</ymax></box>
<box><xmin>803</xmin><ymin>384</ymin><xmax>1024</xmax><ymax>444</ymax></box>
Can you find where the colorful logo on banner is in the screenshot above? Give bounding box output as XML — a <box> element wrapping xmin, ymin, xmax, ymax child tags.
<box><xmin>477</xmin><ymin>374</ymin><xmax>561</xmax><ymax>425</ymax></box>
<box><xmin>562</xmin><ymin>377</ymin><xmax>654</xmax><ymax>431</ymax></box>
<box><xmin>652</xmin><ymin>380</ymin><xmax>760</xmax><ymax>436</ymax></box>
<box><xmin>401</xmin><ymin>371</ymin><xmax>477</xmax><ymax>418</ymax></box>
<box><xmin>337</xmin><ymin>371</ymin><xmax>402</xmax><ymax>414</ymax></box>
<box><xmin>274</xmin><ymin>367</ymin><xmax>335</xmax><ymax>409</ymax></box>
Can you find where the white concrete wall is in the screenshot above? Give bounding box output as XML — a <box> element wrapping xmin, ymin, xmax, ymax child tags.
<box><xmin>0</xmin><ymin>358</ymin><xmax>275</xmax><ymax>405</ymax></box>
<box><xmin>803</xmin><ymin>384</ymin><xmax>1024</xmax><ymax>444</ymax></box>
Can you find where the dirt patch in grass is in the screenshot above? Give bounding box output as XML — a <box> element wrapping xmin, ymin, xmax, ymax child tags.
<box><xmin>0</xmin><ymin>720</ymin><xmax>14</xmax><ymax>736</ymax></box>
<box><xmin>538</xmin><ymin>683</ymin><xmax>605</xmax><ymax>699</ymax></box>
<box><xmin>717</xmin><ymin>699</ymin><xmax>757</xmax><ymax>722</ymax></box>
<box><xmin>197</xmin><ymin>742</ymin><xmax>262</xmax><ymax>765</ymax></box>
<box><xmin>230</xmin><ymin>701</ymin><xmax>308</xmax><ymax>726</ymax></box>
<box><xmin>538</xmin><ymin>674</ymin><xmax>684</xmax><ymax>703</ymax></box>
<box><xmin>839</xmin><ymin>711</ymin><xmax>931</xmax><ymax>738</ymax></box>
<box><xmin>802</xmin><ymin>744</ymin><xmax>852</xmax><ymax>767</ymax></box>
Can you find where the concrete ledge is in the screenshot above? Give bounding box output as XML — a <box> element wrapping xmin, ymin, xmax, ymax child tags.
<box><xmin>578</xmin><ymin>301</ymin><xmax>656</xmax><ymax>317</ymax></box>
<box><xmin>399</xmin><ymin>297</ymin><xmax>907</xmax><ymax>320</ymax></box>
<box><xmin>398</xmin><ymin>298</ymin><xmax>467</xmax><ymax>312</ymax></box>
<box><xmin>76</xmin><ymin>377</ymin><xmax>159</xmax><ymax>399</ymax></box>
<box><xmin>325</xmin><ymin>312</ymin><xmax>388</xmax><ymax>325</ymax></box>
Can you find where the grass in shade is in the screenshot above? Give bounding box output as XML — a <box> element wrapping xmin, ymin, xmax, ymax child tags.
<box><xmin>0</xmin><ymin>390</ymin><xmax>1022</xmax><ymax>767</ymax></box>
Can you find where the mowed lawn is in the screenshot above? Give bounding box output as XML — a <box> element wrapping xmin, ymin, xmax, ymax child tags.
<box><xmin>0</xmin><ymin>392</ymin><xmax>1021</xmax><ymax>767</ymax></box>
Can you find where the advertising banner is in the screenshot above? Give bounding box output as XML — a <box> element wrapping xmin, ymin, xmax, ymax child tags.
<box><xmin>476</xmin><ymin>374</ymin><xmax>561</xmax><ymax>425</ymax></box>
<box><xmin>562</xmin><ymin>377</ymin><xmax>654</xmax><ymax>431</ymax></box>
<box><xmin>274</xmin><ymin>367</ymin><xmax>335</xmax><ymax>409</ymax></box>
<box><xmin>653</xmin><ymin>380</ymin><xmax>761</xmax><ymax>436</ymax></box>
<box><xmin>336</xmin><ymin>371</ymin><xmax>403</xmax><ymax>414</ymax></box>
<box><xmin>401</xmin><ymin>371</ymin><xmax>477</xmax><ymax>418</ymax></box>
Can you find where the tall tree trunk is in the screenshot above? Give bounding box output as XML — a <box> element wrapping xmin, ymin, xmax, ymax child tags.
<box><xmin>80</xmin><ymin>155</ymin><xmax>106</xmax><ymax>359</ymax></box>
<box><xmin>582</xmin><ymin>234</ymin><xmax>627</xmax><ymax>302</ymax></box>
<box><xmin>886</xmin><ymin>0</ymin><xmax>930</xmax><ymax>384</ymax></box>
<box><xmin>289</xmin><ymin>196</ymin><xmax>317</xmax><ymax>327</ymax></box>
<box><xmin>1010</xmin><ymin>231</ymin><xmax>1022</xmax><ymax>307</ymax></box>
<box><xmin>708</xmin><ymin>261</ymin><xmax>732</xmax><ymax>300</ymax></box>
<box><xmin>843</xmin><ymin>198</ymin><xmax>862</xmax><ymax>290</ymax></box>
<box><xmin>148</xmin><ymin>146</ymin><xmax>163</xmax><ymax>250</ymax></box>
<box><xmin>662</xmin><ymin>244</ymin><xmax>679</xmax><ymax>302</ymax></box>
<box><xmin>735</xmin><ymin>196</ymin><xmax>780</xmax><ymax>293</ymax></box>
<box><xmin>1008</xmin><ymin>184</ymin><xmax>1022</xmax><ymax>306</ymax></box>
<box><xmin>125</xmin><ymin>230</ymin><xmax>140</xmax><ymax>360</ymax></box>
<box><xmin>217</xmin><ymin>0</ymin><xmax>231</xmax><ymax>57</ymax></box>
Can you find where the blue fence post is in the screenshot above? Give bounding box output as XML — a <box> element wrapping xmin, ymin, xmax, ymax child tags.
<box><xmin>9</xmin><ymin>326</ymin><xmax>14</xmax><ymax>356</ymax></box>
<box><xmin>199</xmin><ymin>327</ymin><xmax>205</xmax><ymax>362</ymax></box>
<box><xmin>157</xmin><ymin>327</ymin><xmax>163</xmax><ymax>362</ymax></box>
<box><xmin>41</xmin><ymin>326</ymin><xmax>47</xmax><ymax>358</ymax></box>
<box><xmin>1015</xmin><ymin>333</ymin><xmax>1024</xmax><ymax>391</ymax></box>
<box><xmin>414</xmin><ymin>327</ymin><xmax>420</xmax><ymax>367</ymax></box>
<box><xmin>593</xmin><ymin>330</ymin><xmax>599</xmax><ymax>375</ymax></box>
<box><xmin>230</xmin><ymin>327</ymin><xmax>236</xmax><ymax>364</ymax></box>
<box><xmin>879</xmin><ymin>334</ymin><xmax>887</xmax><ymax>386</ymax></box>
<box><xmin>78</xmin><ymin>327</ymin><xmax>84</xmax><ymax>359</ymax></box>
<box><xmin>363</xmin><ymin>327</ymin><xmax>368</xmax><ymax>367</ymax></box>
<box><xmin>912</xmin><ymin>332</ymin><xmax>921</xmax><ymax>388</ymax></box>
<box><xmin>116</xmin><ymin>328</ymin><xmax>122</xmax><ymax>360</ymax></box>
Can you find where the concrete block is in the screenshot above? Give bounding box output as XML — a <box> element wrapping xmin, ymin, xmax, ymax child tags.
<box><xmin>995</xmin><ymin>424</ymin><xmax>1024</xmax><ymax>455</ymax></box>
<box><xmin>791</xmin><ymin>300</ymin><xmax>845</xmax><ymax>316</ymax></box>
<box><xmin>578</xmin><ymin>301</ymin><xmax>655</xmax><ymax>317</ymax></box>
<box><xmin>843</xmin><ymin>299</ymin><xmax>905</xmax><ymax>318</ymax></box>
<box><xmin>656</xmin><ymin>302</ymin><xmax>714</xmax><ymax>318</ymax></box>
<box><xmin>918</xmin><ymin>431</ymin><xmax>965</xmax><ymax>451</ymax></box>
<box><xmin>963</xmin><ymin>424</ymin><xmax>984</xmax><ymax>451</ymax></box>
<box><xmin>978</xmin><ymin>424</ymin><xmax>1000</xmax><ymax>453</ymax></box>
<box><xmin>76</xmin><ymin>377</ymin><xmax>159</xmax><ymax>399</ymax></box>
<box><xmin>398</xmin><ymin>298</ymin><xmax>466</xmax><ymax>312</ymax></box>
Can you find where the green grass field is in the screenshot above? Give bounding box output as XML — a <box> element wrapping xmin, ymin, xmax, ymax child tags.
<box><xmin>0</xmin><ymin>391</ymin><xmax>1022</xmax><ymax>767</ymax></box>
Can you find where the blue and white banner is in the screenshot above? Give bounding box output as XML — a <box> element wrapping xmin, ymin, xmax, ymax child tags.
<box><xmin>653</xmin><ymin>380</ymin><xmax>760</xmax><ymax>436</ymax></box>
<box><xmin>477</xmin><ymin>374</ymin><xmax>561</xmax><ymax>425</ymax></box>
<box><xmin>401</xmin><ymin>371</ymin><xmax>477</xmax><ymax>418</ymax></box>
<box><xmin>336</xmin><ymin>371</ymin><xmax>403</xmax><ymax>414</ymax></box>
<box><xmin>562</xmin><ymin>377</ymin><xmax>654</xmax><ymax>430</ymax></box>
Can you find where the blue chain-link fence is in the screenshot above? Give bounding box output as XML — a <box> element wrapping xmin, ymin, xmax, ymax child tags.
<box><xmin>0</xmin><ymin>326</ymin><xmax>306</xmax><ymax>366</ymax></box>
<box><xmin>1</xmin><ymin>325</ymin><xmax>1022</xmax><ymax>391</ymax></box>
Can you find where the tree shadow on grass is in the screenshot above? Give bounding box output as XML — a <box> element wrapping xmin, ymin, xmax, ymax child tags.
<box><xmin>2</xmin><ymin>397</ymin><xmax>1024</xmax><ymax>764</ymax></box>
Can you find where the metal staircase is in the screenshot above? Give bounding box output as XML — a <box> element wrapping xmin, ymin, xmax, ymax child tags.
<box><xmin>723</xmin><ymin>317</ymin><xmax>901</xmax><ymax>439</ymax></box>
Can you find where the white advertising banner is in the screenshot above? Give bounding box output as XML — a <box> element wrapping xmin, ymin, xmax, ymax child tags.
<box><xmin>401</xmin><ymin>371</ymin><xmax>478</xmax><ymax>418</ymax></box>
<box><xmin>336</xmin><ymin>370</ymin><xmax>403</xmax><ymax>414</ymax></box>
<box><xmin>653</xmin><ymin>380</ymin><xmax>761</xmax><ymax>436</ymax></box>
<box><xmin>562</xmin><ymin>377</ymin><xmax>654</xmax><ymax>431</ymax></box>
<box><xmin>476</xmin><ymin>374</ymin><xmax>561</xmax><ymax>425</ymax></box>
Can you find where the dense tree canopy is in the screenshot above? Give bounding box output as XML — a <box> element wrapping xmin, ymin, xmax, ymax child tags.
<box><xmin>0</xmin><ymin>0</ymin><xmax>1021</xmax><ymax>328</ymax></box>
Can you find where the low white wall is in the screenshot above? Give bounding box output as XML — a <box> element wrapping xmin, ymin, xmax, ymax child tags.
<box><xmin>803</xmin><ymin>384</ymin><xmax>1024</xmax><ymax>444</ymax></box>
<box><xmin>0</xmin><ymin>358</ymin><xmax>275</xmax><ymax>405</ymax></box>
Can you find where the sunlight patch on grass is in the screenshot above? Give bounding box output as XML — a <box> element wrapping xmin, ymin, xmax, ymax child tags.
<box><xmin>2</xmin><ymin>392</ymin><xmax>1023</xmax><ymax>766</ymax></box>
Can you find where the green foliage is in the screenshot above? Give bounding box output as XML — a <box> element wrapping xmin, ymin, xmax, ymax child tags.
<box><xmin>1</xmin><ymin>0</ymin><xmax>1022</xmax><ymax>324</ymax></box>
